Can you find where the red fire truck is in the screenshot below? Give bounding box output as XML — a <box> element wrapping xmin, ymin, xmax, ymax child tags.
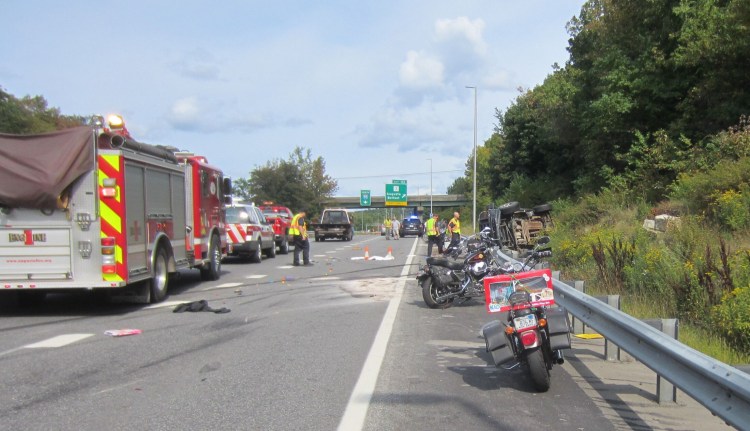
<box><xmin>0</xmin><ymin>115</ymin><xmax>231</xmax><ymax>304</ymax></box>
<box><xmin>258</xmin><ymin>202</ymin><xmax>294</xmax><ymax>254</ymax></box>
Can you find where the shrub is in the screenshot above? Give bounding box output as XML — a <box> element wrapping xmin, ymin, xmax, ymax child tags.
<box><xmin>712</xmin><ymin>286</ymin><xmax>750</xmax><ymax>355</ymax></box>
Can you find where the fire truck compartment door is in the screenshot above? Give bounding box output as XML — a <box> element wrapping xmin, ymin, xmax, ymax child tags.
<box><xmin>0</xmin><ymin>227</ymin><xmax>72</xmax><ymax>279</ymax></box>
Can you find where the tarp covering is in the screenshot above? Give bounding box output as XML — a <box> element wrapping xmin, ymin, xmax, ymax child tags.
<box><xmin>0</xmin><ymin>126</ymin><xmax>94</xmax><ymax>209</ymax></box>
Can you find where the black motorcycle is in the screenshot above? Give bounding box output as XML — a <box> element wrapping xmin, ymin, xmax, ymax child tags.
<box><xmin>417</xmin><ymin>228</ymin><xmax>499</xmax><ymax>309</ymax></box>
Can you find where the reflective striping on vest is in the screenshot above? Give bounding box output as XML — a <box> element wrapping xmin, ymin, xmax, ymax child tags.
<box><xmin>290</xmin><ymin>214</ymin><xmax>302</xmax><ymax>235</ymax></box>
<box><xmin>449</xmin><ymin>217</ymin><xmax>460</xmax><ymax>234</ymax></box>
<box><xmin>425</xmin><ymin>218</ymin><xmax>438</xmax><ymax>235</ymax></box>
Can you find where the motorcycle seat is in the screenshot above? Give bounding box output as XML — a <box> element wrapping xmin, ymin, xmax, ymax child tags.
<box><xmin>426</xmin><ymin>256</ymin><xmax>464</xmax><ymax>271</ymax></box>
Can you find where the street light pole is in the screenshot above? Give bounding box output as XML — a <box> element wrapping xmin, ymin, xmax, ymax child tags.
<box><xmin>466</xmin><ymin>85</ymin><xmax>477</xmax><ymax>232</ymax></box>
<box><xmin>428</xmin><ymin>158</ymin><xmax>433</xmax><ymax>216</ymax></box>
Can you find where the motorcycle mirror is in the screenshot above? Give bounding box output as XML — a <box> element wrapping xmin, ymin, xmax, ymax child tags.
<box><xmin>536</xmin><ymin>236</ymin><xmax>551</xmax><ymax>246</ymax></box>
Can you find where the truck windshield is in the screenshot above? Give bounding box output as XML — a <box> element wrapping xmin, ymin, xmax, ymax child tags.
<box><xmin>263</xmin><ymin>210</ymin><xmax>289</xmax><ymax>219</ymax></box>
<box><xmin>226</xmin><ymin>207</ymin><xmax>251</xmax><ymax>223</ymax></box>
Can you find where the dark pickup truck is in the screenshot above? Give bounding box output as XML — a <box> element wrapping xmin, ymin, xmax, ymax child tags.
<box><xmin>312</xmin><ymin>208</ymin><xmax>354</xmax><ymax>241</ymax></box>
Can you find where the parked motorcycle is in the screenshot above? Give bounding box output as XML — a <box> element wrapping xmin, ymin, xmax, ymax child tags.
<box><xmin>481</xmin><ymin>236</ymin><xmax>571</xmax><ymax>392</ymax></box>
<box><xmin>416</xmin><ymin>228</ymin><xmax>500</xmax><ymax>309</ymax></box>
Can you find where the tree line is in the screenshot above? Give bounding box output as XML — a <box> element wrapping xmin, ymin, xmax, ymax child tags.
<box><xmin>453</xmin><ymin>0</ymin><xmax>750</xmax><ymax>206</ymax></box>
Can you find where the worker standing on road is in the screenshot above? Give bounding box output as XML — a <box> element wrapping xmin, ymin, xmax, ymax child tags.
<box><xmin>384</xmin><ymin>217</ymin><xmax>392</xmax><ymax>240</ymax></box>
<box><xmin>425</xmin><ymin>213</ymin><xmax>443</xmax><ymax>257</ymax></box>
<box><xmin>290</xmin><ymin>210</ymin><xmax>312</xmax><ymax>266</ymax></box>
<box><xmin>446</xmin><ymin>211</ymin><xmax>461</xmax><ymax>253</ymax></box>
<box><xmin>391</xmin><ymin>217</ymin><xmax>400</xmax><ymax>240</ymax></box>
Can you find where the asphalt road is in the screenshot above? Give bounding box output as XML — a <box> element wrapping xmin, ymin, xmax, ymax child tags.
<box><xmin>0</xmin><ymin>234</ymin><xmax>615</xmax><ymax>430</ymax></box>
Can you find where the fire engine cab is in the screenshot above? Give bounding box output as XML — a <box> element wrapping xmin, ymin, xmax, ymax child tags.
<box><xmin>0</xmin><ymin>115</ymin><xmax>231</xmax><ymax>304</ymax></box>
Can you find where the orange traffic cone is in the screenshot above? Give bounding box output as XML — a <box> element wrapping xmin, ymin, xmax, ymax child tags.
<box><xmin>364</xmin><ymin>246</ymin><xmax>370</xmax><ymax>261</ymax></box>
<box><xmin>386</xmin><ymin>246</ymin><xmax>393</xmax><ymax>259</ymax></box>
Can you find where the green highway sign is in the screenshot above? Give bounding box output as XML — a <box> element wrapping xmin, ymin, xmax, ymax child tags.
<box><xmin>392</xmin><ymin>179</ymin><xmax>407</xmax><ymax>184</ymax></box>
<box><xmin>360</xmin><ymin>190</ymin><xmax>371</xmax><ymax>207</ymax></box>
<box><xmin>385</xmin><ymin>183</ymin><xmax>407</xmax><ymax>207</ymax></box>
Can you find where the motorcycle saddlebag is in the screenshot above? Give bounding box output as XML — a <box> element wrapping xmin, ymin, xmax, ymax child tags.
<box><xmin>481</xmin><ymin>320</ymin><xmax>515</xmax><ymax>366</ymax></box>
<box><xmin>546</xmin><ymin>307</ymin><xmax>571</xmax><ymax>350</ymax></box>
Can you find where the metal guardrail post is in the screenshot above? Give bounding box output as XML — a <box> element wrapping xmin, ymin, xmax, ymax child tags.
<box><xmin>561</xmin><ymin>280</ymin><xmax>585</xmax><ymax>334</ymax></box>
<box><xmin>592</xmin><ymin>295</ymin><xmax>621</xmax><ymax>361</ymax></box>
<box><xmin>643</xmin><ymin>318</ymin><xmax>679</xmax><ymax>403</ymax></box>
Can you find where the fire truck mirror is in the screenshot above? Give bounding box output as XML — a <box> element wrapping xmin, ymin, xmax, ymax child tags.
<box><xmin>222</xmin><ymin>177</ymin><xmax>233</xmax><ymax>204</ymax></box>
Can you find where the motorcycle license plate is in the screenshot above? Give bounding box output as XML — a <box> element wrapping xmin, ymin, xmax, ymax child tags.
<box><xmin>513</xmin><ymin>314</ymin><xmax>537</xmax><ymax>330</ymax></box>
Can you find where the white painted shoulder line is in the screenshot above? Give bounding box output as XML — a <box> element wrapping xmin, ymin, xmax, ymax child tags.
<box><xmin>337</xmin><ymin>235</ymin><xmax>418</xmax><ymax>430</ymax></box>
<box><xmin>25</xmin><ymin>334</ymin><xmax>93</xmax><ymax>348</ymax></box>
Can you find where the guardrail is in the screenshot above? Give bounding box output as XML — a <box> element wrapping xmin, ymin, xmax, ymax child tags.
<box><xmin>497</xmin><ymin>249</ymin><xmax>750</xmax><ymax>430</ymax></box>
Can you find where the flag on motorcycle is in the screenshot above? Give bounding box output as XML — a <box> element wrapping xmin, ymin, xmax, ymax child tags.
<box><xmin>484</xmin><ymin>268</ymin><xmax>555</xmax><ymax>313</ymax></box>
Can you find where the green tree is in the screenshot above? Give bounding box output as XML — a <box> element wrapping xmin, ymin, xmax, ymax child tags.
<box><xmin>234</xmin><ymin>146</ymin><xmax>338</xmax><ymax>216</ymax></box>
<box><xmin>0</xmin><ymin>87</ymin><xmax>84</xmax><ymax>133</ymax></box>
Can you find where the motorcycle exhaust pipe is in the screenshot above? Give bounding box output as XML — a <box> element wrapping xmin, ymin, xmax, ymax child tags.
<box><xmin>554</xmin><ymin>350</ymin><xmax>565</xmax><ymax>364</ymax></box>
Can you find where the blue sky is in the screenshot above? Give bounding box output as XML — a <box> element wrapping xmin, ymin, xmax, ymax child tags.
<box><xmin>1</xmin><ymin>1</ymin><xmax>584</xmax><ymax>198</ymax></box>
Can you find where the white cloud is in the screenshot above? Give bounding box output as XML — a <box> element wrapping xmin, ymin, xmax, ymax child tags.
<box><xmin>482</xmin><ymin>70</ymin><xmax>514</xmax><ymax>91</ymax></box>
<box><xmin>435</xmin><ymin>17</ymin><xmax>487</xmax><ymax>56</ymax></box>
<box><xmin>169</xmin><ymin>97</ymin><xmax>200</xmax><ymax>127</ymax></box>
<box><xmin>165</xmin><ymin>96</ymin><xmax>311</xmax><ymax>134</ymax></box>
<box><xmin>399</xmin><ymin>50</ymin><xmax>445</xmax><ymax>89</ymax></box>
<box><xmin>169</xmin><ymin>49</ymin><xmax>221</xmax><ymax>81</ymax></box>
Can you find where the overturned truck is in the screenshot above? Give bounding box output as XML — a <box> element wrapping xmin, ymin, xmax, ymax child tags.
<box><xmin>0</xmin><ymin>116</ymin><xmax>231</xmax><ymax>304</ymax></box>
<box><xmin>479</xmin><ymin>202</ymin><xmax>553</xmax><ymax>251</ymax></box>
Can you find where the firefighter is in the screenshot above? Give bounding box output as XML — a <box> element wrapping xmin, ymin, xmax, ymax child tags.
<box><xmin>446</xmin><ymin>211</ymin><xmax>461</xmax><ymax>253</ymax></box>
<box><xmin>384</xmin><ymin>217</ymin><xmax>392</xmax><ymax>240</ymax></box>
<box><xmin>290</xmin><ymin>210</ymin><xmax>312</xmax><ymax>266</ymax></box>
<box><xmin>425</xmin><ymin>213</ymin><xmax>443</xmax><ymax>257</ymax></box>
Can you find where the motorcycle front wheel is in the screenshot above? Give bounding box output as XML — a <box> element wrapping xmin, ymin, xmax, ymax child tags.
<box><xmin>421</xmin><ymin>277</ymin><xmax>454</xmax><ymax>309</ymax></box>
<box><xmin>526</xmin><ymin>348</ymin><xmax>551</xmax><ymax>392</ymax></box>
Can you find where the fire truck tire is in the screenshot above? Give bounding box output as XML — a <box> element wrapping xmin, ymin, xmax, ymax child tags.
<box><xmin>250</xmin><ymin>240</ymin><xmax>263</xmax><ymax>263</ymax></box>
<box><xmin>279</xmin><ymin>237</ymin><xmax>290</xmax><ymax>254</ymax></box>
<box><xmin>201</xmin><ymin>235</ymin><xmax>222</xmax><ymax>280</ymax></box>
<box><xmin>149</xmin><ymin>247</ymin><xmax>169</xmax><ymax>303</ymax></box>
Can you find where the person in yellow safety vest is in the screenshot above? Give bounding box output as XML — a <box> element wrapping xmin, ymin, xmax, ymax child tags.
<box><xmin>425</xmin><ymin>213</ymin><xmax>444</xmax><ymax>257</ymax></box>
<box><xmin>290</xmin><ymin>210</ymin><xmax>312</xmax><ymax>266</ymax></box>
<box><xmin>384</xmin><ymin>217</ymin><xmax>392</xmax><ymax>240</ymax></box>
<box><xmin>446</xmin><ymin>211</ymin><xmax>461</xmax><ymax>253</ymax></box>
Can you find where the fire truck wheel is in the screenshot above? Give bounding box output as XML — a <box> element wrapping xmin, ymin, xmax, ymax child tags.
<box><xmin>250</xmin><ymin>241</ymin><xmax>263</xmax><ymax>263</ymax></box>
<box><xmin>150</xmin><ymin>247</ymin><xmax>169</xmax><ymax>303</ymax></box>
<box><xmin>201</xmin><ymin>235</ymin><xmax>222</xmax><ymax>280</ymax></box>
<box><xmin>279</xmin><ymin>237</ymin><xmax>289</xmax><ymax>254</ymax></box>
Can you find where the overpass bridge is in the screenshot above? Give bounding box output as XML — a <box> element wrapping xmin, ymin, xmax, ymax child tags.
<box><xmin>323</xmin><ymin>194</ymin><xmax>469</xmax><ymax>210</ymax></box>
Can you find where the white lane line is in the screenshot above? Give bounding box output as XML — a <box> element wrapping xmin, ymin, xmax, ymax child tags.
<box><xmin>337</xmin><ymin>233</ymin><xmax>418</xmax><ymax>431</ymax></box>
<box><xmin>245</xmin><ymin>275</ymin><xmax>267</xmax><ymax>279</ymax></box>
<box><xmin>311</xmin><ymin>276</ymin><xmax>341</xmax><ymax>281</ymax></box>
<box><xmin>24</xmin><ymin>334</ymin><xmax>94</xmax><ymax>348</ymax></box>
